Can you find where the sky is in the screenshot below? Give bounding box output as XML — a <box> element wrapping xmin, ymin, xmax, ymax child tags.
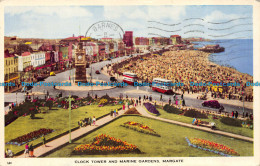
<box><xmin>4</xmin><ymin>5</ymin><xmax>253</xmax><ymax>39</ymax></box>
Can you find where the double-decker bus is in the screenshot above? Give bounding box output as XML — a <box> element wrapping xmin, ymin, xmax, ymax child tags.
<box><xmin>123</xmin><ymin>72</ymin><xmax>138</xmax><ymax>85</ymax></box>
<box><xmin>152</xmin><ymin>78</ymin><xmax>173</xmax><ymax>94</ymax></box>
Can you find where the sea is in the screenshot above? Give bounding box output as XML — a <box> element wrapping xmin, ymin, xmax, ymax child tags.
<box><xmin>192</xmin><ymin>39</ymin><xmax>253</xmax><ymax>76</ymax></box>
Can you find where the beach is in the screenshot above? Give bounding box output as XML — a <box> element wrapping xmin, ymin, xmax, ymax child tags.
<box><xmin>112</xmin><ymin>50</ymin><xmax>253</xmax><ymax>100</ymax></box>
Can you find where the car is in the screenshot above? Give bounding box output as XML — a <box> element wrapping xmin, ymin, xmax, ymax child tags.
<box><xmin>50</xmin><ymin>72</ymin><xmax>55</xmax><ymax>76</ymax></box>
<box><xmin>110</xmin><ymin>76</ymin><xmax>117</xmax><ymax>82</ymax></box>
<box><xmin>202</xmin><ymin>100</ymin><xmax>224</xmax><ymax>109</ymax></box>
<box><xmin>95</xmin><ymin>70</ymin><xmax>100</xmax><ymax>74</ymax></box>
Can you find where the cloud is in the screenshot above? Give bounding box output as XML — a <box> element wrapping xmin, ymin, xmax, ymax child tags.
<box><xmin>147</xmin><ymin>6</ymin><xmax>186</xmax><ymax>21</ymax></box>
<box><xmin>204</xmin><ymin>10</ymin><xmax>245</xmax><ymax>22</ymax></box>
<box><xmin>5</xmin><ymin>6</ymin><xmax>93</xmax><ymax>18</ymax></box>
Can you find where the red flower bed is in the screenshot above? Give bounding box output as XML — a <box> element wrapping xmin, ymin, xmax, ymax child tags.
<box><xmin>190</xmin><ymin>138</ymin><xmax>239</xmax><ymax>156</ymax></box>
<box><xmin>121</xmin><ymin>121</ymin><xmax>160</xmax><ymax>137</ymax></box>
<box><xmin>7</xmin><ymin>128</ymin><xmax>54</xmax><ymax>146</ymax></box>
<box><xmin>73</xmin><ymin>134</ymin><xmax>141</xmax><ymax>155</ymax></box>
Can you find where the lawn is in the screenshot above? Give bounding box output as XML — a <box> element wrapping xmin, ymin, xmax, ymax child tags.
<box><xmin>5</xmin><ymin>104</ymin><xmax>122</xmax><ymax>155</ymax></box>
<box><xmin>46</xmin><ymin>115</ymin><xmax>253</xmax><ymax>157</ymax></box>
<box><xmin>156</xmin><ymin>107</ymin><xmax>253</xmax><ymax>138</ymax></box>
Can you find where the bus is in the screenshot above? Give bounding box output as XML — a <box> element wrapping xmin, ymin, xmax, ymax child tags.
<box><xmin>152</xmin><ymin>78</ymin><xmax>173</xmax><ymax>94</ymax></box>
<box><xmin>123</xmin><ymin>72</ymin><xmax>138</xmax><ymax>85</ymax></box>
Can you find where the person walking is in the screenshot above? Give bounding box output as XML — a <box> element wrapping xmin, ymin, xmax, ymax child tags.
<box><xmin>182</xmin><ymin>99</ymin><xmax>186</xmax><ymax>106</ymax></box>
<box><xmin>116</xmin><ymin>109</ymin><xmax>118</xmax><ymax>115</ymax></box>
<box><xmin>114</xmin><ymin>109</ymin><xmax>117</xmax><ymax>117</ymax></box>
<box><xmin>42</xmin><ymin>135</ymin><xmax>46</xmax><ymax>147</ymax></box>
<box><xmin>235</xmin><ymin>111</ymin><xmax>239</xmax><ymax>119</ymax></box>
<box><xmin>6</xmin><ymin>149</ymin><xmax>13</xmax><ymax>158</ymax></box>
<box><xmin>169</xmin><ymin>98</ymin><xmax>171</xmax><ymax>105</ymax></box>
<box><xmin>231</xmin><ymin>111</ymin><xmax>234</xmax><ymax>118</ymax></box>
<box><xmin>160</xmin><ymin>94</ymin><xmax>162</xmax><ymax>101</ymax></box>
<box><xmin>29</xmin><ymin>144</ymin><xmax>34</xmax><ymax>157</ymax></box>
<box><xmin>92</xmin><ymin>116</ymin><xmax>96</xmax><ymax>126</ymax></box>
<box><xmin>24</xmin><ymin>143</ymin><xmax>29</xmax><ymax>157</ymax></box>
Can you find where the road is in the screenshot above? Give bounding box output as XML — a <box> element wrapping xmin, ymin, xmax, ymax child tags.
<box><xmin>5</xmin><ymin>53</ymin><xmax>253</xmax><ymax>115</ymax></box>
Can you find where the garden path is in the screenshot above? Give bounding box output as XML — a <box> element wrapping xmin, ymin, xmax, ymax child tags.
<box><xmin>135</xmin><ymin>105</ymin><xmax>253</xmax><ymax>142</ymax></box>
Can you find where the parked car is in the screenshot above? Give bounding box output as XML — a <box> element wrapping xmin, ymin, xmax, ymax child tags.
<box><xmin>36</xmin><ymin>76</ymin><xmax>45</xmax><ymax>81</ymax></box>
<box><xmin>50</xmin><ymin>72</ymin><xmax>55</xmax><ymax>76</ymax></box>
<box><xmin>95</xmin><ymin>70</ymin><xmax>100</xmax><ymax>74</ymax></box>
<box><xmin>202</xmin><ymin>100</ymin><xmax>224</xmax><ymax>109</ymax></box>
<box><xmin>110</xmin><ymin>76</ymin><xmax>117</xmax><ymax>82</ymax></box>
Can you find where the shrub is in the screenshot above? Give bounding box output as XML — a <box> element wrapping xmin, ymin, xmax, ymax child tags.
<box><xmin>184</xmin><ymin>109</ymin><xmax>208</xmax><ymax>119</ymax></box>
<box><xmin>220</xmin><ymin>117</ymin><xmax>242</xmax><ymax>127</ymax></box>
<box><xmin>163</xmin><ymin>104</ymin><xmax>182</xmax><ymax>114</ymax></box>
<box><xmin>124</xmin><ymin>108</ymin><xmax>141</xmax><ymax>115</ymax></box>
<box><xmin>143</xmin><ymin>103</ymin><xmax>160</xmax><ymax>115</ymax></box>
<box><xmin>100</xmin><ymin>94</ymin><xmax>115</xmax><ymax>102</ymax></box>
<box><xmin>99</xmin><ymin>99</ymin><xmax>108</xmax><ymax>105</ymax></box>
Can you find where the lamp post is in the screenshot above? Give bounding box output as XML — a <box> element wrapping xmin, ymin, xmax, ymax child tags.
<box><xmin>242</xmin><ymin>91</ymin><xmax>245</xmax><ymax>117</ymax></box>
<box><xmin>66</xmin><ymin>95</ymin><xmax>73</xmax><ymax>143</ymax></box>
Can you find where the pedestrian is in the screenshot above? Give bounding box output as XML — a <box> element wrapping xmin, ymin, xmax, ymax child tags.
<box><xmin>179</xmin><ymin>99</ymin><xmax>182</xmax><ymax>106</ymax></box>
<box><xmin>128</xmin><ymin>101</ymin><xmax>130</xmax><ymax>108</ymax></box>
<box><xmin>139</xmin><ymin>96</ymin><xmax>141</xmax><ymax>101</ymax></box>
<box><xmin>122</xmin><ymin>104</ymin><xmax>125</xmax><ymax>110</ymax></box>
<box><xmin>154</xmin><ymin>100</ymin><xmax>156</xmax><ymax>106</ymax></box>
<box><xmin>88</xmin><ymin>117</ymin><xmax>92</xmax><ymax>126</ymax></box>
<box><xmin>143</xmin><ymin>95</ymin><xmax>146</xmax><ymax>101</ymax></box>
<box><xmin>42</xmin><ymin>135</ymin><xmax>46</xmax><ymax>147</ymax></box>
<box><xmin>29</xmin><ymin>144</ymin><xmax>34</xmax><ymax>157</ymax></box>
<box><xmin>160</xmin><ymin>94</ymin><xmax>162</xmax><ymax>101</ymax></box>
<box><xmin>116</xmin><ymin>109</ymin><xmax>118</xmax><ymax>115</ymax></box>
<box><xmin>175</xmin><ymin>96</ymin><xmax>178</xmax><ymax>105</ymax></box>
<box><xmin>235</xmin><ymin>111</ymin><xmax>239</xmax><ymax>119</ymax></box>
<box><xmin>92</xmin><ymin>116</ymin><xmax>96</xmax><ymax>126</ymax></box>
<box><xmin>169</xmin><ymin>98</ymin><xmax>171</xmax><ymax>105</ymax></box>
<box><xmin>114</xmin><ymin>109</ymin><xmax>117</xmax><ymax>117</ymax></box>
<box><xmin>6</xmin><ymin>149</ymin><xmax>13</xmax><ymax>158</ymax></box>
<box><xmin>181</xmin><ymin>94</ymin><xmax>183</xmax><ymax>100</ymax></box>
<box><xmin>231</xmin><ymin>111</ymin><xmax>234</xmax><ymax>118</ymax></box>
<box><xmin>24</xmin><ymin>143</ymin><xmax>29</xmax><ymax>157</ymax></box>
<box><xmin>182</xmin><ymin>99</ymin><xmax>186</xmax><ymax>106</ymax></box>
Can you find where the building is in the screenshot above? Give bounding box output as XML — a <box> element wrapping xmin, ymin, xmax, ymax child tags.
<box><xmin>170</xmin><ymin>35</ymin><xmax>182</xmax><ymax>45</ymax></box>
<box><xmin>18</xmin><ymin>52</ymin><xmax>31</xmax><ymax>72</ymax></box>
<box><xmin>123</xmin><ymin>31</ymin><xmax>133</xmax><ymax>47</ymax></box>
<box><xmin>4</xmin><ymin>50</ymin><xmax>19</xmax><ymax>92</ymax></box>
<box><xmin>31</xmin><ymin>51</ymin><xmax>45</xmax><ymax>67</ymax></box>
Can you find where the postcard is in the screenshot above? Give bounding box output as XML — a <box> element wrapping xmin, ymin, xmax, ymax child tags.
<box><xmin>0</xmin><ymin>0</ymin><xmax>259</xmax><ymax>166</ymax></box>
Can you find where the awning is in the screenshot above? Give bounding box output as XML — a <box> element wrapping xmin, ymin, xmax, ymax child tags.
<box><xmin>35</xmin><ymin>64</ymin><xmax>52</xmax><ymax>70</ymax></box>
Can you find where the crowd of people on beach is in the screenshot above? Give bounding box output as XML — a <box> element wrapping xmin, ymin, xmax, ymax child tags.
<box><xmin>112</xmin><ymin>50</ymin><xmax>253</xmax><ymax>101</ymax></box>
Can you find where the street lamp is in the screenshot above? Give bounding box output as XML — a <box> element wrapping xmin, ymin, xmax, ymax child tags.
<box><xmin>66</xmin><ymin>95</ymin><xmax>74</xmax><ymax>143</ymax></box>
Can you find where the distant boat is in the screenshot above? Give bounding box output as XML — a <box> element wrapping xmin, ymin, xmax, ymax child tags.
<box><xmin>198</xmin><ymin>44</ymin><xmax>225</xmax><ymax>53</ymax></box>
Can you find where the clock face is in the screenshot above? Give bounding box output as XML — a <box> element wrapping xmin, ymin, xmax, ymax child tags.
<box><xmin>78</xmin><ymin>56</ymin><xmax>82</xmax><ymax>60</ymax></box>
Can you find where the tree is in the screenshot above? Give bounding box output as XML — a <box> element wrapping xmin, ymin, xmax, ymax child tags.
<box><xmin>16</xmin><ymin>43</ymin><xmax>33</xmax><ymax>54</ymax></box>
<box><xmin>45</xmin><ymin>100</ymin><xmax>54</xmax><ymax>110</ymax></box>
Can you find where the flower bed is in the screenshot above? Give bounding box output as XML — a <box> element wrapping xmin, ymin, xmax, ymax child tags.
<box><xmin>143</xmin><ymin>103</ymin><xmax>160</xmax><ymax>115</ymax></box>
<box><xmin>185</xmin><ymin>137</ymin><xmax>239</xmax><ymax>156</ymax></box>
<box><xmin>6</xmin><ymin>128</ymin><xmax>54</xmax><ymax>146</ymax></box>
<box><xmin>121</xmin><ymin>121</ymin><xmax>160</xmax><ymax>137</ymax></box>
<box><xmin>72</xmin><ymin>134</ymin><xmax>141</xmax><ymax>155</ymax></box>
<box><xmin>124</xmin><ymin>108</ymin><xmax>141</xmax><ymax>115</ymax></box>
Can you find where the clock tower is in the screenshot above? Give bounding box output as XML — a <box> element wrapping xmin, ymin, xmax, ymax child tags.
<box><xmin>75</xmin><ymin>42</ymin><xmax>87</xmax><ymax>83</ymax></box>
